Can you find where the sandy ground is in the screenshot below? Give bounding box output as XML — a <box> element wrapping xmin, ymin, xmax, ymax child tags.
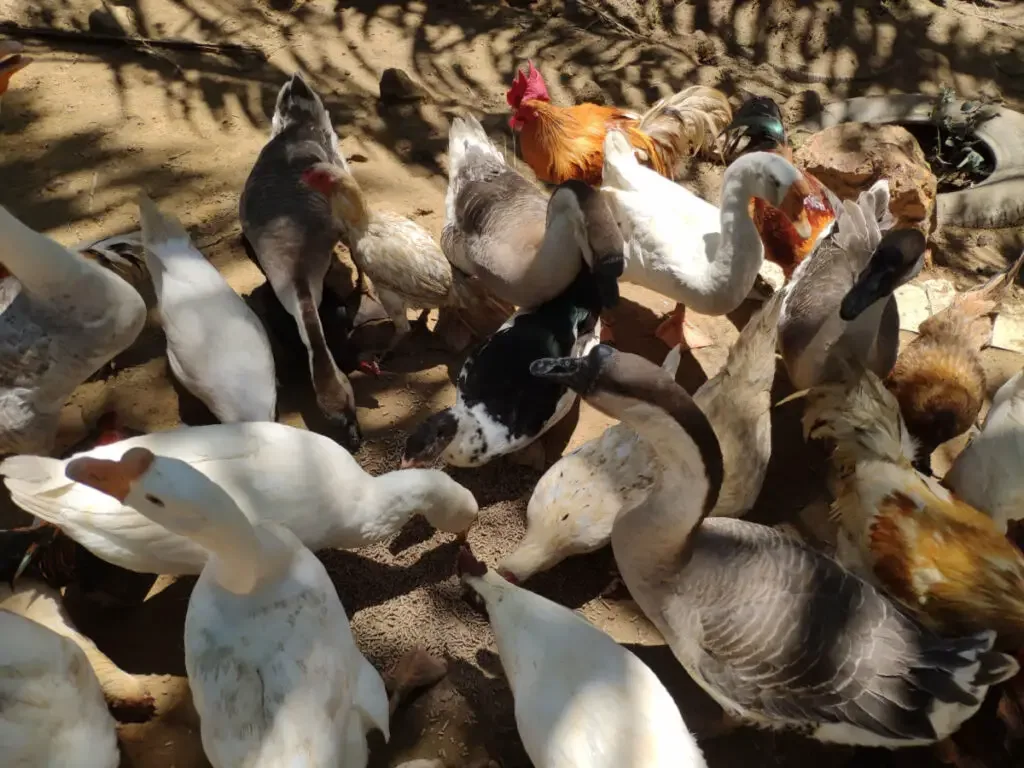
<box><xmin>2</xmin><ymin>1</ymin><xmax>1024</xmax><ymax>766</ymax></box>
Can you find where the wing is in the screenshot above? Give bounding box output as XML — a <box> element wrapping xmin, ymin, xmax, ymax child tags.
<box><xmin>688</xmin><ymin>521</ymin><xmax>939</xmax><ymax>741</ymax></box>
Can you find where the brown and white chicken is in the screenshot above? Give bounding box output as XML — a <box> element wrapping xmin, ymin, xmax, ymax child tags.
<box><xmin>804</xmin><ymin>367</ymin><xmax>1024</xmax><ymax>645</ymax></box>
<box><xmin>302</xmin><ymin>163</ymin><xmax>499</xmax><ymax>352</ymax></box>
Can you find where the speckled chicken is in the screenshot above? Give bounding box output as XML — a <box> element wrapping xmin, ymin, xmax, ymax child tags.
<box><xmin>804</xmin><ymin>367</ymin><xmax>1024</xmax><ymax>644</ymax></box>
<box><xmin>887</xmin><ymin>249</ymin><xmax>1024</xmax><ymax>473</ymax></box>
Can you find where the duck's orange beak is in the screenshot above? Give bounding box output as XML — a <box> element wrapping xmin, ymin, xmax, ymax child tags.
<box><xmin>0</xmin><ymin>43</ymin><xmax>31</xmax><ymax>97</ymax></box>
<box><xmin>65</xmin><ymin>448</ymin><xmax>156</xmax><ymax>502</ymax></box>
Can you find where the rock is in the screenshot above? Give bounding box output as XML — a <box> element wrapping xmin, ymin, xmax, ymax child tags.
<box><xmin>379</xmin><ymin>68</ymin><xmax>426</xmax><ymax>104</ymax></box>
<box><xmin>574</xmin><ymin>80</ymin><xmax>609</xmax><ymax>106</ymax></box>
<box><xmin>794</xmin><ymin>123</ymin><xmax>938</xmax><ymax>233</ymax></box>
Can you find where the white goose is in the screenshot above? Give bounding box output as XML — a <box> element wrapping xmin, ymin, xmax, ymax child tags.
<box><xmin>138</xmin><ymin>193</ymin><xmax>277</xmax><ymax>423</ymax></box>
<box><xmin>600</xmin><ymin>131</ymin><xmax>819</xmax><ymax>348</ymax></box>
<box><xmin>65</xmin><ymin>447</ymin><xmax>388</xmax><ymax>767</ymax></box>
<box><xmin>1</xmin><ymin>606</ymin><xmax>119</xmax><ymax>768</ymax></box>
<box><xmin>458</xmin><ymin>546</ymin><xmax>705</xmax><ymax>768</ymax></box>
<box><xmin>0</xmin><ymin>421</ymin><xmax>477</xmax><ymax>575</ymax></box>
<box><xmin>531</xmin><ymin>344</ymin><xmax>1018</xmax><ymax>749</ymax></box>
<box><xmin>0</xmin><ymin>207</ymin><xmax>147</xmax><ymax>455</ymax></box>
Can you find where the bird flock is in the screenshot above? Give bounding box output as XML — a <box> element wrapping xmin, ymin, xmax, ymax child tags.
<box><xmin>2</xmin><ymin>53</ymin><xmax>1024</xmax><ymax>768</ymax></box>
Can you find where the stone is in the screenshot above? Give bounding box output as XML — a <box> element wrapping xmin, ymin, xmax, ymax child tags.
<box><xmin>794</xmin><ymin>123</ymin><xmax>938</xmax><ymax>233</ymax></box>
<box><xmin>378</xmin><ymin>68</ymin><xmax>426</xmax><ymax>104</ymax></box>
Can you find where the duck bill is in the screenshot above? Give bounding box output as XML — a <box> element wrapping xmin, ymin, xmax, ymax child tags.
<box><xmin>840</xmin><ymin>264</ymin><xmax>893</xmax><ymax>321</ymax></box>
<box><xmin>530</xmin><ymin>355</ymin><xmax>591</xmax><ymax>392</ymax></box>
<box><xmin>65</xmin><ymin>448</ymin><xmax>156</xmax><ymax>502</ymax></box>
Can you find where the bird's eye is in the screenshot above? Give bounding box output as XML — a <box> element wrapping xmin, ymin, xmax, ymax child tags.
<box><xmin>145</xmin><ymin>493</ymin><xmax>165</xmax><ymax>508</ymax></box>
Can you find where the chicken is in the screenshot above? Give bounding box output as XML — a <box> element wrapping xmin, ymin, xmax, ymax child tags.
<box><xmin>723</xmin><ymin>95</ymin><xmax>838</xmax><ymax>277</ymax></box>
<box><xmin>506</xmin><ymin>61</ymin><xmax>731</xmax><ymax>185</ymax></box>
<box><xmin>887</xmin><ymin>249</ymin><xmax>1024</xmax><ymax>473</ymax></box>
<box><xmin>301</xmin><ymin>162</ymin><xmax>501</xmax><ymax>354</ymax></box>
<box><xmin>0</xmin><ymin>40</ymin><xmax>30</xmax><ymax>97</ymax></box>
<box><xmin>804</xmin><ymin>367</ymin><xmax>1024</xmax><ymax>645</ymax></box>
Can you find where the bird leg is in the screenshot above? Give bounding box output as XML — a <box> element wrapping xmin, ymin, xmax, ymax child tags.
<box><xmin>385</xmin><ymin>647</ymin><xmax>448</xmax><ymax>715</ymax></box>
<box><xmin>655</xmin><ymin>303</ymin><xmax>713</xmax><ymax>350</ymax></box>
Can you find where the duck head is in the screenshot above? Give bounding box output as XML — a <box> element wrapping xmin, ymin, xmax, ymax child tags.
<box><xmin>402</xmin><ymin>409</ymin><xmax>459</xmax><ymax>468</ymax></box>
<box><xmin>840</xmin><ymin>229</ymin><xmax>927</xmax><ymax>322</ymax></box>
<box><xmin>65</xmin><ymin>448</ymin><xmax>240</xmax><ymax>538</ymax></box>
<box><xmin>531</xmin><ymin>344</ymin><xmax>724</xmax><ymax>516</ymax></box>
<box><xmin>547</xmin><ymin>181</ymin><xmax>624</xmax><ymax>310</ymax></box>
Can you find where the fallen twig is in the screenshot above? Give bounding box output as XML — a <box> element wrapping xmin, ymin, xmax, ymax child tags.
<box><xmin>0</xmin><ymin>21</ymin><xmax>266</xmax><ymax>61</ymax></box>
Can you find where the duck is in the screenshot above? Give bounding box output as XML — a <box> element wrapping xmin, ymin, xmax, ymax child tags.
<box><xmin>138</xmin><ymin>193</ymin><xmax>277</xmax><ymax>423</ymax></box>
<box><xmin>0</xmin><ymin>420</ymin><xmax>478</xmax><ymax>575</ymax></box>
<box><xmin>1</xmin><ymin>602</ymin><xmax>120</xmax><ymax>768</ymax></box>
<box><xmin>240</xmin><ymin>72</ymin><xmax>361</xmax><ymax>450</ymax></box>
<box><xmin>64</xmin><ymin>447</ymin><xmax>390</xmax><ymax>768</ymax></box>
<box><xmin>0</xmin><ymin>206</ymin><xmax>147</xmax><ymax>456</ymax></box>
<box><xmin>599</xmin><ymin>129</ymin><xmax>826</xmax><ymax>349</ymax></box>
<box><xmin>774</xmin><ymin>183</ymin><xmax>926</xmax><ymax>391</ymax></box>
<box><xmin>530</xmin><ymin>344</ymin><xmax>1019</xmax><ymax>748</ymax></box>
<box><xmin>458</xmin><ymin>546</ymin><xmax>706</xmax><ymax>768</ymax></box>
<box><xmin>500</xmin><ymin>291</ymin><xmax>783</xmax><ymax>582</ymax></box>
<box><xmin>1</xmin><ymin>579</ymin><xmax>155</xmax><ymax>721</ymax></box>
<box><xmin>300</xmin><ymin>161</ymin><xmax>502</xmax><ymax>354</ymax></box>
<box><xmin>804</xmin><ymin>367</ymin><xmax>1024</xmax><ymax>643</ymax></box>
<box><xmin>401</xmin><ymin>264</ymin><xmax>607</xmax><ymax>469</ymax></box>
<box><xmin>945</xmin><ymin>367</ymin><xmax>1024</xmax><ymax>533</ymax></box>
<box><xmin>0</xmin><ymin>40</ymin><xmax>30</xmax><ymax>98</ymax></box>
<box><xmin>443</xmin><ymin>115</ymin><xmax>622</xmax><ymax>310</ymax></box>
<box><xmin>886</xmin><ymin>250</ymin><xmax>1024</xmax><ymax>473</ymax></box>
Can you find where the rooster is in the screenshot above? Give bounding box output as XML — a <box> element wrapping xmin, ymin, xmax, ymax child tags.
<box><xmin>506</xmin><ymin>61</ymin><xmax>731</xmax><ymax>186</ymax></box>
<box><xmin>723</xmin><ymin>95</ymin><xmax>838</xmax><ymax>278</ymax></box>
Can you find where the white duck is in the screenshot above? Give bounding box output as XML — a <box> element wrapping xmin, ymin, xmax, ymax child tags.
<box><xmin>531</xmin><ymin>344</ymin><xmax>1018</xmax><ymax>748</ymax></box>
<box><xmin>1</xmin><ymin>579</ymin><xmax>155</xmax><ymax>720</ymax></box>
<box><xmin>600</xmin><ymin>130</ymin><xmax>819</xmax><ymax>348</ymax></box>
<box><xmin>138</xmin><ymin>193</ymin><xmax>277</xmax><ymax>423</ymax></box>
<box><xmin>65</xmin><ymin>447</ymin><xmax>388</xmax><ymax>768</ymax></box>
<box><xmin>0</xmin><ymin>206</ymin><xmax>147</xmax><ymax>455</ymax></box>
<box><xmin>501</xmin><ymin>292</ymin><xmax>783</xmax><ymax>582</ymax></box>
<box><xmin>944</xmin><ymin>368</ymin><xmax>1024</xmax><ymax>533</ymax></box>
<box><xmin>0</xmin><ymin>606</ymin><xmax>119</xmax><ymax>768</ymax></box>
<box><xmin>458</xmin><ymin>546</ymin><xmax>706</xmax><ymax>768</ymax></box>
<box><xmin>0</xmin><ymin>421</ymin><xmax>477</xmax><ymax>575</ymax></box>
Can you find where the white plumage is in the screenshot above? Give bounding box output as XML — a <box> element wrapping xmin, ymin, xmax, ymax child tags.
<box><xmin>460</xmin><ymin>552</ymin><xmax>705</xmax><ymax>768</ymax></box>
<box><xmin>138</xmin><ymin>193</ymin><xmax>277</xmax><ymax>423</ymax></box>
<box><xmin>0</xmin><ymin>609</ymin><xmax>119</xmax><ymax>768</ymax></box>
<box><xmin>0</xmin><ymin>421</ymin><xmax>477</xmax><ymax>574</ymax></box>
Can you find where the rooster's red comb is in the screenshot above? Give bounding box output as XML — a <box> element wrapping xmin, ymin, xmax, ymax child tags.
<box><xmin>506</xmin><ymin>60</ymin><xmax>547</xmax><ymax>108</ymax></box>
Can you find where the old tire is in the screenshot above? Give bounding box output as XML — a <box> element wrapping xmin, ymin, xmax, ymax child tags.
<box><xmin>798</xmin><ymin>94</ymin><xmax>1024</xmax><ymax>229</ymax></box>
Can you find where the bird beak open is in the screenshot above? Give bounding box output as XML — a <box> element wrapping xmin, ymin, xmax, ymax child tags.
<box><xmin>65</xmin><ymin>448</ymin><xmax>156</xmax><ymax>502</ymax></box>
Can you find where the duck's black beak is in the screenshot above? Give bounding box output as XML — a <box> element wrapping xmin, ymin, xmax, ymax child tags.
<box><xmin>531</xmin><ymin>346</ymin><xmax>610</xmax><ymax>393</ymax></box>
<box><xmin>840</xmin><ymin>261</ymin><xmax>898</xmax><ymax>321</ymax></box>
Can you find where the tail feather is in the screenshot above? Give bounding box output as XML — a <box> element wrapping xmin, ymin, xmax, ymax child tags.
<box><xmin>637</xmin><ymin>85</ymin><xmax>732</xmax><ymax>174</ymax></box>
<box><xmin>1</xmin><ymin>455</ymin><xmax>75</xmax><ymax>527</ymax></box>
<box><xmin>802</xmin><ymin>367</ymin><xmax>917</xmax><ymax>465</ymax></box>
<box><xmin>137</xmin><ymin>193</ymin><xmax>192</xmax><ymax>252</ymax></box>
<box><xmin>916</xmin><ymin>630</ymin><xmax>1019</xmax><ymax>704</ymax></box>
<box><xmin>834</xmin><ymin>180</ymin><xmax>895</xmax><ymax>269</ymax></box>
<box><xmin>919</xmin><ymin>248</ymin><xmax>1024</xmax><ymax>347</ymax></box>
<box><xmin>447</xmin><ymin>115</ymin><xmax>504</xmax><ymax>177</ymax></box>
<box><xmin>717</xmin><ymin>291</ymin><xmax>785</xmax><ymax>390</ymax></box>
<box><xmin>600</xmin><ymin>129</ymin><xmax>643</xmax><ymax>190</ymax></box>
<box><xmin>723</xmin><ymin>95</ymin><xmax>787</xmax><ymax>160</ymax></box>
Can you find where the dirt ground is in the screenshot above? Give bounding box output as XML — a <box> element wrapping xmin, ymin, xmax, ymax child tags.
<box><xmin>2</xmin><ymin>1</ymin><xmax>1024</xmax><ymax>766</ymax></box>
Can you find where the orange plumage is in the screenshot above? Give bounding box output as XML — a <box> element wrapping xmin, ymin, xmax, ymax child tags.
<box><xmin>507</xmin><ymin>62</ymin><xmax>731</xmax><ymax>186</ymax></box>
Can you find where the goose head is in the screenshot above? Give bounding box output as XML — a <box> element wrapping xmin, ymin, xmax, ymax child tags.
<box><xmin>402</xmin><ymin>409</ymin><xmax>459</xmax><ymax>468</ymax></box>
<box><xmin>531</xmin><ymin>344</ymin><xmax>724</xmax><ymax>517</ymax></box>
<box><xmin>546</xmin><ymin>181</ymin><xmax>624</xmax><ymax>309</ymax></box>
<box><xmin>840</xmin><ymin>229</ymin><xmax>927</xmax><ymax>321</ymax></box>
<box><xmin>65</xmin><ymin>448</ymin><xmax>244</xmax><ymax>539</ymax></box>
